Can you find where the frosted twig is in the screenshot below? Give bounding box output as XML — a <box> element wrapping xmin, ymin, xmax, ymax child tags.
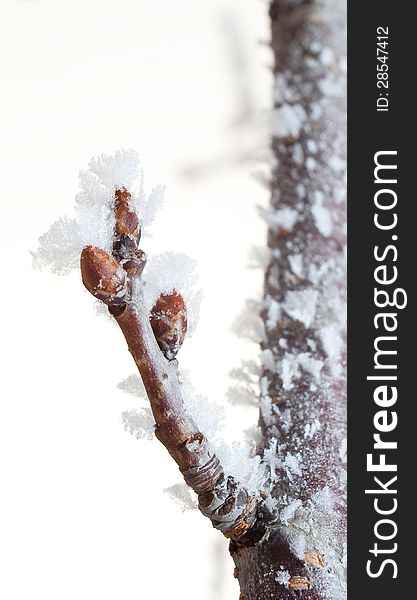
<box><xmin>80</xmin><ymin>186</ymin><xmax>268</xmax><ymax>544</ymax></box>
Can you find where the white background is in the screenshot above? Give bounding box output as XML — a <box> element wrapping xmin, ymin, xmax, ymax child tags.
<box><xmin>0</xmin><ymin>1</ymin><xmax>270</xmax><ymax>598</ymax></box>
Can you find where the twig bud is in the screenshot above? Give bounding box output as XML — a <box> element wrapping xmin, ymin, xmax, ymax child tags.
<box><xmin>123</xmin><ymin>250</ymin><xmax>147</xmax><ymax>279</ymax></box>
<box><xmin>114</xmin><ymin>187</ymin><xmax>140</xmax><ymax>239</ymax></box>
<box><xmin>80</xmin><ymin>245</ymin><xmax>128</xmax><ymax>306</ymax></box>
<box><xmin>150</xmin><ymin>291</ymin><xmax>187</xmax><ymax>360</ymax></box>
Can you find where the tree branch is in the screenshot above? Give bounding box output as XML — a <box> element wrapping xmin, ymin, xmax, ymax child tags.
<box><xmin>80</xmin><ymin>188</ymin><xmax>266</xmax><ymax>545</ymax></box>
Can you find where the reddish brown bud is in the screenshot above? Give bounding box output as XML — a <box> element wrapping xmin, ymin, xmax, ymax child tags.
<box><xmin>80</xmin><ymin>245</ymin><xmax>128</xmax><ymax>306</ymax></box>
<box><xmin>150</xmin><ymin>291</ymin><xmax>187</xmax><ymax>360</ymax></box>
<box><xmin>122</xmin><ymin>250</ymin><xmax>147</xmax><ymax>279</ymax></box>
<box><xmin>114</xmin><ymin>188</ymin><xmax>139</xmax><ymax>238</ymax></box>
<box><xmin>114</xmin><ymin>187</ymin><xmax>131</xmax><ymax>205</ymax></box>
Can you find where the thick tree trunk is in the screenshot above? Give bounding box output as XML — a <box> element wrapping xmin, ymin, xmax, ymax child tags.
<box><xmin>231</xmin><ymin>1</ymin><xmax>347</xmax><ymax>598</ymax></box>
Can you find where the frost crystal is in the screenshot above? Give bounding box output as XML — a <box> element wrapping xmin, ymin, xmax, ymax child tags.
<box><xmin>140</xmin><ymin>253</ymin><xmax>202</xmax><ymax>336</ymax></box>
<box><xmin>339</xmin><ymin>438</ymin><xmax>347</xmax><ymax>463</ymax></box>
<box><xmin>121</xmin><ymin>408</ymin><xmax>154</xmax><ymax>440</ymax></box>
<box><xmin>266</xmin><ymin>206</ymin><xmax>298</xmax><ymax>231</ymax></box>
<box><xmin>282</xmin><ymin>289</ymin><xmax>318</xmax><ymax>328</ymax></box>
<box><xmin>164</xmin><ymin>483</ymin><xmax>198</xmax><ymax>512</ymax></box>
<box><xmin>117</xmin><ymin>374</ymin><xmax>147</xmax><ymax>401</ymax></box>
<box><xmin>279</xmin><ymin>351</ymin><xmax>323</xmax><ymax>391</ymax></box>
<box><xmin>265</xmin><ymin>297</ymin><xmax>281</xmax><ymax>330</ymax></box>
<box><xmin>285</xmin><ymin>453</ymin><xmax>302</xmax><ymax>478</ymax></box>
<box><xmin>32</xmin><ymin>149</ymin><xmax>164</xmax><ymax>274</ymax></box>
<box><xmin>304</xmin><ymin>419</ymin><xmax>321</xmax><ymax>439</ymax></box>
<box><xmin>311</xmin><ymin>190</ymin><xmax>333</xmax><ymax>236</ymax></box>
<box><xmin>261</xmin><ymin>348</ymin><xmax>275</xmax><ymax>372</ymax></box>
<box><xmin>280</xmin><ymin>499</ymin><xmax>302</xmax><ymax>525</ymax></box>
<box><xmin>288</xmin><ymin>253</ymin><xmax>304</xmax><ymax>278</ymax></box>
<box><xmin>272</xmin><ymin>104</ymin><xmax>306</xmax><ymax>139</ymax></box>
<box><xmin>262</xmin><ymin>437</ymin><xmax>283</xmax><ymax>482</ymax></box>
<box><xmin>275</xmin><ymin>568</ymin><xmax>291</xmax><ymax>587</ymax></box>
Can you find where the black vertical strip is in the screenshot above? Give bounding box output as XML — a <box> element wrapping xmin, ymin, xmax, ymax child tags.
<box><xmin>348</xmin><ymin>1</ymin><xmax>413</xmax><ymax>598</ymax></box>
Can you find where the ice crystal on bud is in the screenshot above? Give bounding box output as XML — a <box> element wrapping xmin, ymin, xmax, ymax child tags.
<box><xmin>88</xmin><ymin>148</ymin><xmax>140</xmax><ymax>191</ymax></box>
<box><xmin>32</xmin><ymin>149</ymin><xmax>164</xmax><ymax>274</ymax></box>
<box><xmin>141</xmin><ymin>253</ymin><xmax>202</xmax><ymax>336</ymax></box>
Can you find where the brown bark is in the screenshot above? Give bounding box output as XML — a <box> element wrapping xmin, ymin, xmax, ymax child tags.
<box><xmin>229</xmin><ymin>1</ymin><xmax>347</xmax><ymax>598</ymax></box>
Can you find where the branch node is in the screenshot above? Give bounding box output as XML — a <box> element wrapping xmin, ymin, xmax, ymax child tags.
<box><xmin>180</xmin><ymin>452</ymin><xmax>223</xmax><ymax>495</ymax></box>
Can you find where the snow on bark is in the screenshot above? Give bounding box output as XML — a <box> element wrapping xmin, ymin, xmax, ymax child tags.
<box><xmin>231</xmin><ymin>1</ymin><xmax>347</xmax><ymax>599</ymax></box>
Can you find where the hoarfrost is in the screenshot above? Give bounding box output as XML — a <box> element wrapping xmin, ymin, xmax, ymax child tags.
<box><xmin>140</xmin><ymin>253</ymin><xmax>202</xmax><ymax>336</ymax></box>
<box><xmin>275</xmin><ymin>568</ymin><xmax>291</xmax><ymax>587</ymax></box>
<box><xmin>117</xmin><ymin>374</ymin><xmax>147</xmax><ymax>402</ymax></box>
<box><xmin>278</xmin><ymin>351</ymin><xmax>323</xmax><ymax>391</ymax></box>
<box><xmin>285</xmin><ymin>453</ymin><xmax>302</xmax><ymax>478</ymax></box>
<box><xmin>228</xmin><ymin>360</ymin><xmax>261</xmax><ymax>409</ymax></box>
<box><xmin>321</xmin><ymin>324</ymin><xmax>344</xmax><ymax>375</ymax></box>
<box><xmin>305</xmin><ymin>156</ymin><xmax>317</xmax><ymax>172</ymax></box>
<box><xmin>310</xmin><ymin>103</ymin><xmax>323</xmax><ymax>121</ymax></box>
<box><xmin>307</xmin><ymin>139</ymin><xmax>318</xmax><ymax>154</ymax></box>
<box><xmin>328</xmin><ymin>155</ymin><xmax>346</xmax><ymax>173</ymax></box>
<box><xmin>164</xmin><ymin>483</ymin><xmax>198</xmax><ymax>512</ymax></box>
<box><xmin>282</xmin><ymin>289</ymin><xmax>318</xmax><ymax>328</ymax></box>
<box><xmin>292</xmin><ymin>144</ymin><xmax>304</xmax><ymax>165</ymax></box>
<box><xmin>266</xmin><ymin>206</ymin><xmax>298</xmax><ymax>231</ymax></box>
<box><xmin>304</xmin><ymin>419</ymin><xmax>321</xmax><ymax>439</ymax></box>
<box><xmin>298</xmin><ymin>354</ymin><xmax>324</xmax><ymax>381</ymax></box>
<box><xmin>215</xmin><ymin>441</ymin><xmax>265</xmax><ymax>493</ymax></box>
<box><xmin>139</xmin><ymin>184</ymin><xmax>166</xmax><ymax>229</ymax></box>
<box><xmin>261</xmin><ymin>348</ymin><xmax>275</xmax><ymax>372</ymax></box>
<box><xmin>32</xmin><ymin>149</ymin><xmax>164</xmax><ymax>274</ymax></box>
<box><xmin>232</xmin><ymin>298</ymin><xmax>264</xmax><ymax>342</ymax></box>
<box><xmin>180</xmin><ymin>373</ymin><xmax>224</xmax><ymax>442</ymax></box>
<box><xmin>272</xmin><ymin>104</ymin><xmax>306</xmax><ymax>139</ymax></box>
<box><xmin>262</xmin><ymin>438</ymin><xmax>283</xmax><ymax>482</ymax></box>
<box><xmin>87</xmin><ymin>148</ymin><xmax>139</xmax><ymax>190</ymax></box>
<box><xmin>334</xmin><ymin>187</ymin><xmax>345</xmax><ymax>204</ymax></box>
<box><xmin>319</xmin><ymin>76</ymin><xmax>343</xmax><ymax>97</ymax></box>
<box><xmin>280</xmin><ymin>353</ymin><xmax>301</xmax><ymax>391</ymax></box>
<box><xmin>280</xmin><ymin>499</ymin><xmax>302</xmax><ymax>525</ymax></box>
<box><xmin>273</xmin><ymin>74</ymin><xmax>287</xmax><ymax>104</ymax></box>
<box><xmin>32</xmin><ymin>217</ymin><xmax>84</xmax><ymax>275</ymax></box>
<box><xmin>121</xmin><ymin>408</ymin><xmax>154</xmax><ymax>440</ymax></box>
<box><xmin>307</xmin><ymin>338</ymin><xmax>317</xmax><ymax>352</ymax></box>
<box><xmin>320</xmin><ymin>47</ymin><xmax>334</xmax><ymax>66</ymax></box>
<box><xmin>265</xmin><ymin>298</ymin><xmax>281</xmax><ymax>330</ymax></box>
<box><xmin>280</xmin><ymin>408</ymin><xmax>293</xmax><ymax>432</ymax></box>
<box><xmin>296</xmin><ymin>183</ymin><xmax>305</xmax><ymax>199</ymax></box>
<box><xmin>311</xmin><ymin>190</ymin><xmax>332</xmax><ymax>237</ymax></box>
<box><xmin>339</xmin><ymin>438</ymin><xmax>347</xmax><ymax>463</ymax></box>
<box><xmin>288</xmin><ymin>254</ymin><xmax>304</xmax><ymax>278</ymax></box>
